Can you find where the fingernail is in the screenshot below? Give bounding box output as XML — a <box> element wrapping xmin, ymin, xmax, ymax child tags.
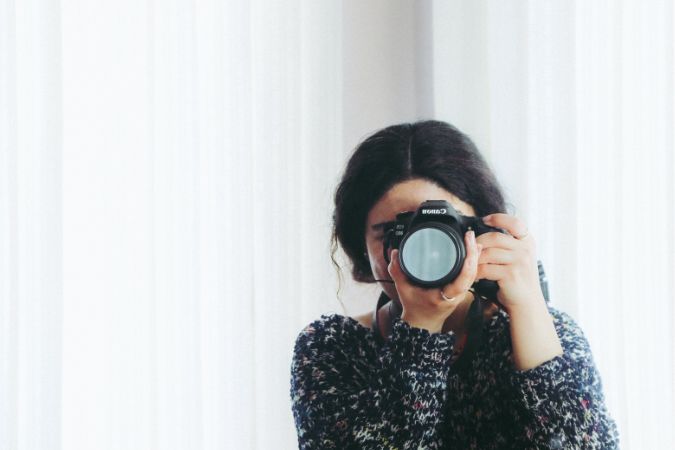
<box><xmin>469</xmin><ymin>229</ymin><xmax>476</xmax><ymax>242</ymax></box>
<box><xmin>483</xmin><ymin>215</ymin><xmax>492</xmax><ymax>223</ymax></box>
<box><xmin>477</xmin><ymin>244</ymin><xmax>483</xmax><ymax>252</ymax></box>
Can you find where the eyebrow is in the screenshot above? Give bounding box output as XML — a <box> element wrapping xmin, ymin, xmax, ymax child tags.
<box><xmin>370</xmin><ymin>220</ymin><xmax>395</xmax><ymax>232</ymax></box>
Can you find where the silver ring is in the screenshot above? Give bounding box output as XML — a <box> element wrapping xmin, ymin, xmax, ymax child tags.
<box><xmin>440</xmin><ymin>290</ymin><xmax>457</xmax><ymax>302</ymax></box>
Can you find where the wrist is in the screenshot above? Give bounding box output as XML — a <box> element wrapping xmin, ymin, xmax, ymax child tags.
<box><xmin>505</xmin><ymin>294</ymin><xmax>549</xmax><ymax>318</ymax></box>
<box><xmin>507</xmin><ymin>296</ymin><xmax>563</xmax><ymax>371</ymax></box>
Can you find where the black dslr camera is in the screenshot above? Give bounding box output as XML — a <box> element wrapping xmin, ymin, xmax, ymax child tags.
<box><xmin>382</xmin><ymin>199</ymin><xmax>507</xmax><ymax>303</ymax></box>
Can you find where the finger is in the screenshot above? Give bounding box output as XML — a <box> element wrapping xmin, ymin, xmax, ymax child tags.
<box><xmin>475</xmin><ymin>262</ymin><xmax>508</xmax><ymax>282</ymax></box>
<box><xmin>476</xmin><ymin>231</ymin><xmax>522</xmax><ymax>250</ymax></box>
<box><xmin>477</xmin><ymin>247</ymin><xmax>514</xmax><ymax>265</ymax></box>
<box><xmin>482</xmin><ymin>213</ymin><xmax>529</xmax><ymax>241</ymax></box>
<box><xmin>443</xmin><ymin>230</ymin><xmax>482</xmax><ymax>297</ymax></box>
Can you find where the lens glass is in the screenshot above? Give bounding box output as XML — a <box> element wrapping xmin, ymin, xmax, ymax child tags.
<box><xmin>401</xmin><ymin>227</ymin><xmax>457</xmax><ymax>282</ymax></box>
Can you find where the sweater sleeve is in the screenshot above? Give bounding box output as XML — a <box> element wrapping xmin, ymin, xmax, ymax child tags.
<box><xmin>289</xmin><ymin>314</ymin><xmax>456</xmax><ymax>450</ymax></box>
<box><xmin>505</xmin><ymin>307</ymin><xmax>620</xmax><ymax>449</ymax></box>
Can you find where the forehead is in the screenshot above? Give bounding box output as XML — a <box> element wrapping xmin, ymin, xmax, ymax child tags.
<box><xmin>366</xmin><ymin>179</ymin><xmax>476</xmax><ymax>232</ymax></box>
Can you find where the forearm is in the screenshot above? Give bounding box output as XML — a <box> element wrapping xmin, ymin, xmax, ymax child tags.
<box><xmin>505</xmin><ymin>307</ymin><xmax>621</xmax><ymax>448</ymax></box>
<box><xmin>507</xmin><ymin>296</ymin><xmax>563</xmax><ymax>371</ymax></box>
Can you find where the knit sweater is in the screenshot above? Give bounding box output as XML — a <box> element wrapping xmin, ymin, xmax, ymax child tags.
<box><xmin>289</xmin><ymin>304</ymin><xmax>620</xmax><ymax>449</ymax></box>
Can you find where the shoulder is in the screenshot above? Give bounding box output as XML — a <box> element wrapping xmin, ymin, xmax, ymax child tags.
<box><xmin>290</xmin><ymin>313</ymin><xmax>378</xmax><ymax>393</ymax></box>
<box><xmin>292</xmin><ymin>313</ymin><xmax>373</xmax><ymax>360</ymax></box>
<box><xmin>546</xmin><ymin>306</ymin><xmax>596</xmax><ymax>363</ymax></box>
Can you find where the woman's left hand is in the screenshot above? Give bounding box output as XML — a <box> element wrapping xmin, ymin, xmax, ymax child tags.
<box><xmin>475</xmin><ymin>213</ymin><xmax>545</xmax><ymax>314</ymax></box>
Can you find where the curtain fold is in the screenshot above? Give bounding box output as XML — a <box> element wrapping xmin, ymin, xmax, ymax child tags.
<box><xmin>1</xmin><ymin>1</ymin><xmax>63</xmax><ymax>449</ymax></box>
<box><xmin>1</xmin><ymin>1</ymin><xmax>673</xmax><ymax>449</ymax></box>
<box><xmin>431</xmin><ymin>1</ymin><xmax>674</xmax><ymax>448</ymax></box>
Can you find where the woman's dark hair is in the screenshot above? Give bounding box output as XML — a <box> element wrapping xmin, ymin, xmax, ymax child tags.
<box><xmin>330</xmin><ymin>119</ymin><xmax>511</xmax><ymax>303</ymax></box>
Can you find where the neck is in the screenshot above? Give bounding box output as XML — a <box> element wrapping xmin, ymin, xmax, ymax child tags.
<box><xmin>390</xmin><ymin>297</ymin><xmax>403</xmax><ymax>317</ymax></box>
<box><xmin>389</xmin><ymin>290</ymin><xmax>475</xmax><ymax>334</ymax></box>
<box><xmin>441</xmin><ymin>291</ymin><xmax>475</xmax><ymax>334</ymax></box>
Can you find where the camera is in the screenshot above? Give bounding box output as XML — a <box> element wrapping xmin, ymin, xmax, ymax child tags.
<box><xmin>382</xmin><ymin>199</ymin><xmax>506</xmax><ymax>303</ymax></box>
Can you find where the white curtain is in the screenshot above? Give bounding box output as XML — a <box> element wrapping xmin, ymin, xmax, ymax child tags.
<box><xmin>1</xmin><ymin>1</ymin><xmax>673</xmax><ymax>450</ymax></box>
<box><xmin>2</xmin><ymin>0</ymin><xmax>344</xmax><ymax>449</ymax></box>
<box><xmin>1</xmin><ymin>0</ymin><xmax>63</xmax><ymax>448</ymax></box>
<box><xmin>428</xmin><ymin>1</ymin><xmax>675</xmax><ymax>449</ymax></box>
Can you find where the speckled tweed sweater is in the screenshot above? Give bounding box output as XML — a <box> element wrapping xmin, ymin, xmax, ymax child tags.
<box><xmin>289</xmin><ymin>304</ymin><xmax>620</xmax><ymax>449</ymax></box>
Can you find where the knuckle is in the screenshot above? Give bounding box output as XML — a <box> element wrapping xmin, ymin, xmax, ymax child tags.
<box><xmin>518</xmin><ymin>248</ymin><xmax>529</xmax><ymax>260</ymax></box>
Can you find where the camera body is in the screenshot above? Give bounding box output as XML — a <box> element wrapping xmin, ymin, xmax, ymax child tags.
<box><xmin>382</xmin><ymin>199</ymin><xmax>506</xmax><ymax>303</ymax></box>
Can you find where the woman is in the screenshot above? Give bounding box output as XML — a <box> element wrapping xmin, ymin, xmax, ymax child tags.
<box><xmin>289</xmin><ymin>120</ymin><xmax>619</xmax><ymax>449</ymax></box>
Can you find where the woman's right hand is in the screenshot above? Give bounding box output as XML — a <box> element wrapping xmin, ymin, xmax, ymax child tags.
<box><xmin>387</xmin><ymin>229</ymin><xmax>483</xmax><ymax>333</ymax></box>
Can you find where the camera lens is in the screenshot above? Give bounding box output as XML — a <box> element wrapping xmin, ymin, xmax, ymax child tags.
<box><xmin>400</xmin><ymin>226</ymin><xmax>459</xmax><ymax>283</ymax></box>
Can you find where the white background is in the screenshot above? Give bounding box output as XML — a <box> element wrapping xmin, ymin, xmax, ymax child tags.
<box><xmin>1</xmin><ymin>1</ymin><xmax>673</xmax><ymax>449</ymax></box>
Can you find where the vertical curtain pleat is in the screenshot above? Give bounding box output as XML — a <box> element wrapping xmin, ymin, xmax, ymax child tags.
<box><xmin>1</xmin><ymin>0</ymin><xmax>63</xmax><ymax>449</ymax></box>
<box><xmin>3</xmin><ymin>0</ymin><xmax>673</xmax><ymax>449</ymax></box>
<box><xmin>432</xmin><ymin>1</ymin><xmax>675</xmax><ymax>448</ymax></box>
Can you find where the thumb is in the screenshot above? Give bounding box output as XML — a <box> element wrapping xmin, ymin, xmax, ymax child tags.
<box><xmin>387</xmin><ymin>249</ymin><xmax>403</xmax><ymax>283</ymax></box>
<box><xmin>388</xmin><ymin>249</ymin><xmax>413</xmax><ymax>304</ymax></box>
